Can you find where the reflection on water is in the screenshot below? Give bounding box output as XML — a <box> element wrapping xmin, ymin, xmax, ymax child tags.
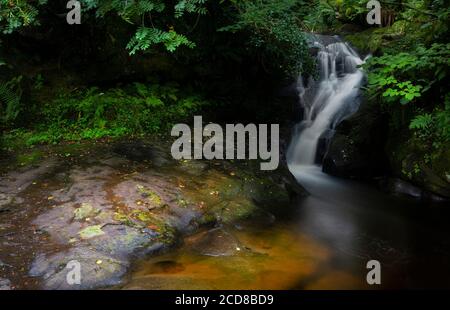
<box><xmin>125</xmin><ymin>165</ymin><xmax>450</xmax><ymax>290</ymax></box>
<box><xmin>124</xmin><ymin>223</ymin><xmax>365</xmax><ymax>290</ymax></box>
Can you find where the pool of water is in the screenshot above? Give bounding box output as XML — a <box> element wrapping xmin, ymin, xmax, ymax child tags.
<box><xmin>124</xmin><ymin>165</ymin><xmax>450</xmax><ymax>289</ymax></box>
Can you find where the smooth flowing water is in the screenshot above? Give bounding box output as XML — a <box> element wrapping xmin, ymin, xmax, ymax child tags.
<box><xmin>124</xmin><ymin>165</ymin><xmax>450</xmax><ymax>289</ymax></box>
<box><xmin>123</xmin><ymin>38</ymin><xmax>450</xmax><ymax>289</ymax></box>
<box><xmin>287</xmin><ymin>40</ymin><xmax>365</xmax><ymax>165</ymax></box>
<box><xmin>1</xmin><ymin>36</ymin><xmax>449</xmax><ymax>290</ymax></box>
<box><xmin>285</xmin><ymin>38</ymin><xmax>450</xmax><ymax>288</ymax></box>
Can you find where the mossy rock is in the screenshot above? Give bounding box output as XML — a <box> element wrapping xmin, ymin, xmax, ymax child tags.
<box><xmin>136</xmin><ymin>184</ymin><xmax>163</xmax><ymax>208</ymax></box>
<box><xmin>78</xmin><ymin>225</ymin><xmax>105</xmax><ymax>239</ymax></box>
<box><xmin>74</xmin><ymin>203</ymin><xmax>99</xmax><ymax>221</ymax></box>
<box><xmin>115</xmin><ymin>209</ymin><xmax>176</xmax><ymax>245</ymax></box>
<box><xmin>16</xmin><ymin>150</ymin><xmax>43</xmax><ymax>166</ymax></box>
<box><xmin>388</xmin><ymin>135</ymin><xmax>450</xmax><ymax>198</ymax></box>
<box><xmin>344</xmin><ymin>21</ymin><xmax>408</xmax><ymax>55</ymax></box>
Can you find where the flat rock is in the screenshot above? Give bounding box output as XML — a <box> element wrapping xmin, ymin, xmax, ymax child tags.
<box><xmin>29</xmin><ymin>247</ymin><xmax>129</xmax><ymax>290</ymax></box>
<box><xmin>189</xmin><ymin>228</ymin><xmax>242</xmax><ymax>257</ymax></box>
<box><xmin>0</xmin><ymin>278</ymin><xmax>11</xmax><ymax>290</ymax></box>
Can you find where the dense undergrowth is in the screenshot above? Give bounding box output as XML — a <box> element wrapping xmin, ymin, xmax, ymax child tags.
<box><xmin>1</xmin><ymin>0</ymin><xmax>316</xmax><ymax>150</ymax></box>
<box><xmin>0</xmin><ymin>0</ymin><xmax>449</xmax><ymax>195</ymax></box>
<box><xmin>1</xmin><ymin>81</ymin><xmax>213</xmax><ymax>148</ymax></box>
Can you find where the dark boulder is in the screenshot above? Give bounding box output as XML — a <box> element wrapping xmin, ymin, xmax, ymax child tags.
<box><xmin>323</xmin><ymin>100</ymin><xmax>389</xmax><ymax>179</ymax></box>
<box><xmin>387</xmin><ymin>134</ymin><xmax>450</xmax><ymax>199</ymax></box>
<box><xmin>379</xmin><ymin>178</ymin><xmax>449</xmax><ymax>202</ymax></box>
<box><xmin>322</xmin><ymin>134</ymin><xmax>367</xmax><ymax>178</ymax></box>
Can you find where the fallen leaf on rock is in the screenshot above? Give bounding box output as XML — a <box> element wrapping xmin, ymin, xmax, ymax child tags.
<box><xmin>147</xmin><ymin>225</ymin><xmax>159</xmax><ymax>231</ymax></box>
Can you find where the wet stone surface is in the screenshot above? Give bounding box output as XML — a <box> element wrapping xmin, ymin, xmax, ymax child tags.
<box><xmin>0</xmin><ymin>277</ymin><xmax>11</xmax><ymax>290</ymax></box>
<box><xmin>188</xmin><ymin>227</ymin><xmax>243</xmax><ymax>257</ymax></box>
<box><xmin>0</xmin><ymin>139</ymin><xmax>293</xmax><ymax>289</ymax></box>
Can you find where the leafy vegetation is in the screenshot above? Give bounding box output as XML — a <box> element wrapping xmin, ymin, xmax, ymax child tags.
<box><xmin>0</xmin><ymin>0</ymin><xmax>47</xmax><ymax>34</ymax></box>
<box><xmin>2</xmin><ymin>82</ymin><xmax>213</xmax><ymax>146</ymax></box>
<box><xmin>0</xmin><ymin>0</ymin><xmax>315</xmax><ymax>148</ymax></box>
<box><xmin>219</xmin><ymin>0</ymin><xmax>314</xmax><ymax>75</ymax></box>
<box><xmin>0</xmin><ymin>0</ymin><xmax>449</xmax><ymax>195</ymax></box>
<box><xmin>0</xmin><ymin>76</ymin><xmax>22</xmax><ymax>127</ymax></box>
<box><xmin>360</xmin><ymin>3</ymin><xmax>450</xmax><ymax>155</ymax></box>
<box><xmin>331</xmin><ymin>0</ymin><xmax>450</xmax><ymax>185</ymax></box>
<box><xmin>1</xmin><ymin>0</ymin><xmax>206</xmax><ymax>53</ymax></box>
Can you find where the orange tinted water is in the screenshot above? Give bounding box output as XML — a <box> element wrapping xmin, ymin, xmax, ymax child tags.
<box><xmin>124</xmin><ymin>222</ymin><xmax>366</xmax><ymax>290</ymax></box>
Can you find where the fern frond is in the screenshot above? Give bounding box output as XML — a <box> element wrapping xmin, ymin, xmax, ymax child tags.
<box><xmin>0</xmin><ymin>83</ymin><xmax>21</xmax><ymax>125</ymax></box>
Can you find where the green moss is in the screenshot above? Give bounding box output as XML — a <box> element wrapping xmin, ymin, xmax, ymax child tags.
<box><xmin>344</xmin><ymin>21</ymin><xmax>408</xmax><ymax>54</ymax></box>
<box><xmin>156</xmin><ymin>224</ymin><xmax>177</xmax><ymax>245</ymax></box>
<box><xmin>388</xmin><ymin>133</ymin><xmax>450</xmax><ymax>197</ymax></box>
<box><xmin>78</xmin><ymin>225</ymin><xmax>105</xmax><ymax>239</ymax></box>
<box><xmin>133</xmin><ymin>210</ymin><xmax>154</xmax><ymax>222</ymax></box>
<box><xmin>113</xmin><ymin>211</ymin><xmax>135</xmax><ymax>226</ymax></box>
<box><xmin>95</xmin><ymin>210</ymin><xmax>114</xmax><ymax>222</ymax></box>
<box><xmin>136</xmin><ymin>184</ymin><xmax>163</xmax><ymax>207</ymax></box>
<box><xmin>133</xmin><ymin>210</ymin><xmax>176</xmax><ymax>244</ymax></box>
<box><xmin>16</xmin><ymin>150</ymin><xmax>42</xmax><ymax>166</ymax></box>
<box><xmin>74</xmin><ymin>202</ymin><xmax>99</xmax><ymax>221</ymax></box>
<box><xmin>115</xmin><ymin>209</ymin><xmax>176</xmax><ymax>245</ymax></box>
<box><xmin>345</xmin><ymin>28</ymin><xmax>384</xmax><ymax>54</ymax></box>
<box><xmin>196</xmin><ymin>213</ymin><xmax>217</xmax><ymax>226</ymax></box>
<box><xmin>176</xmin><ymin>197</ymin><xmax>190</xmax><ymax>208</ymax></box>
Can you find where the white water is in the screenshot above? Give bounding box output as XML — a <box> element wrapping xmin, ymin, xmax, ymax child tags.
<box><xmin>287</xmin><ymin>40</ymin><xmax>365</xmax><ymax>166</ymax></box>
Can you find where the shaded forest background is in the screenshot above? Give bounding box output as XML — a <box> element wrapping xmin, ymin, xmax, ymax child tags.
<box><xmin>0</xmin><ymin>0</ymin><xmax>449</xmax><ymax>196</ymax></box>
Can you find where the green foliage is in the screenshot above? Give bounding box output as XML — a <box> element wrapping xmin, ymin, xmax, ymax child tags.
<box><xmin>358</xmin><ymin>1</ymin><xmax>450</xmax><ymax>170</ymax></box>
<box><xmin>365</xmin><ymin>43</ymin><xmax>450</xmax><ymax>105</ymax></box>
<box><xmin>302</xmin><ymin>1</ymin><xmax>338</xmax><ymax>32</ymax></box>
<box><xmin>301</xmin><ymin>0</ymin><xmax>388</xmax><ymax>29</ymax></box>
<box><xmin>0</xmin><ymin>0</ymin><xmax>207</xmax><ymax>53</ymax></box>
<box><xmin>219</xmin><ymin>0</ymin><xmax>313</xmax><ymax>76</ymax></box>
<box><xmin>0</xmin><ymin>76</ymin><xmax>22</xmax><ymax>127</ymax></box>
<box><xmin>175</xmin><ymin>0</ymin><xmax>207</xmax><ymax>18</ymax></box>
<box><xmin>6</xmin><ymin>82</ymin><xmax>213</xmax><ymax>145</ymax></box>
<box><xmin>0</xmin><ymin>0</ymin><xmax>47</xmax><ymax>34</ymax></box>
<box><xmin>344</xmin><ymin>20</ymin><xmax>407</xmax><ymax>54</ymax></box>
<box><xmin>80</xmin><ymin>0</ymin><xmax>208</xmax><ymax>54</ymax></box>
<box><xmin>409</xmin><ymin>113</ymin><xmax>433</xmax><ymax>131</ymax></box>
<box><xmin>364</xmin><ymin>43</ymin><xmax>449</xmax><ymax>170</ymax></box>
<box><xmin>127</xmin><ymin>27</ymin><xmax>194</xmax><ymax>54</ymax></box>
<box><xmin>365</xmin><ymin>43</ymin><xmax>450</xmax><ymax>147</ymax></box>
<box><xmin>328</xmin><ymin>0</ymin><xmax>369</xmax><ymax>23</ymax></box>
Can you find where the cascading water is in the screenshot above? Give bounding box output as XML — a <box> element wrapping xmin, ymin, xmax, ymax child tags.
<box><xmin>287</xmin><ymin>38</ymin><xmax>366</xmax><ymax>167</ymax></box>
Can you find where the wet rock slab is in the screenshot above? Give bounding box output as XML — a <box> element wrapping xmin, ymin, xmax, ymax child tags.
<box><xmin>188</xmin><ymin>228</ymin><xmax>242</xmax><ymax>257</ymax></box>
<box><xmin>0</xmin><ymin>278</ymin><xmax>11</xmax><ymax>290</ymax></box>
<box><xmin>0</xmin><ymin>140</ymin><xmax>294</xmax><ymax>289</ymax></box>
<box><xmin>29</xmin><ymin>248</ymin><xmax>129</xmax><ymax>290</ymax></box>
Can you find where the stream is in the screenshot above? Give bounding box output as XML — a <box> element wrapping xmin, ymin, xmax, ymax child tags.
<box><xmin>1</xmin><ymin>37</ymin><xmax>450</xmax><ymax>290</ymax></box>
<box><xmin>123</xmin><ymin>164</ymin><xmax>450</xmax><ymax>289</ymax></box>
<box><xmin>122</xmin><ymin>37</ymin><xmax>450</xmax><ymax>290</ymax></box>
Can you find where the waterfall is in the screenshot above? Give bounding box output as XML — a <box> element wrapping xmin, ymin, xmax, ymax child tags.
<box><xmin>287</xmin><ymin>39</ymin><xmax>366</xmax><ymax>166</ymax></box>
